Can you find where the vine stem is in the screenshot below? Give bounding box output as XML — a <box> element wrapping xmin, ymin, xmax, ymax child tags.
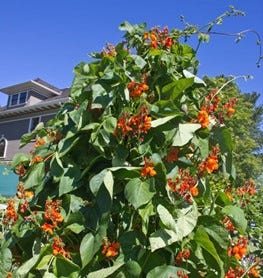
<box><xmin>240</xmin><ymin>259</ymin><xmax>262</xmax><ymax>278</ymax></box>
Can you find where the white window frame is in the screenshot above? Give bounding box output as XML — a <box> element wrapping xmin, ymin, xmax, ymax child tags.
<box><xmin>28</xmin><ymin>116</ymin><xmax>41</xmax><ymax>133</ymax></box>
<box><xmin>9</xmin><ymin>91</ymin><xmax>28</xmax><ymax>107</ymax></box>
<box><xmin>0</xmin><ymin>135</ymin><xmax>8</xmax><ymax>158</ymax></box>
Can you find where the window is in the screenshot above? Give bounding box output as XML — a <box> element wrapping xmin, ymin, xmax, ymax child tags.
<box><xmin>0</xmin><ymin>136</ymin><xmax>7</xmax><ymax>158</ymax></box>
<box><xmin>9</xmin><ymin>91</ymin><xmax>28</xmax><ymax>107</ymax></box>
<box><xmin>29</xmin><ymin>117</ymin><xmax>41</xmax><ymax>132</ymax></box>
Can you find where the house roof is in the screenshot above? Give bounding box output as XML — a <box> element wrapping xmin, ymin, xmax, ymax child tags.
<box><xmin>0</xmin><ymin>78</ymin><xmax>62</xmax><ymax>97</ymax></box>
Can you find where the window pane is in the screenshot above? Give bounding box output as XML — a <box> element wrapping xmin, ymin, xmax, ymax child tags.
<box><xmin>11</xmin><ymin>94</ymin><xmax>18</xmax><ymax>106</ymax></box>
<box><xmin>29</xmin><ymin>117</ymin><xmax>40</xmax><ymax>132</ymax></box>
<box><xmin>19</xmin><ymin>92</ymin><xmax>27</xmax><ymax>104</ymax></box>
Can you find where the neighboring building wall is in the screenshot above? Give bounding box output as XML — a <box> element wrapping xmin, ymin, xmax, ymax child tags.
<box><xmin>0</xmin><ymin>112</ymin><xmax>56</xmax><ymax>161</ymax></box>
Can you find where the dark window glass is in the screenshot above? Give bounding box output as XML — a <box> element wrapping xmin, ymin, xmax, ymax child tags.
<box><xmin>0</xmin><ymin>139</ymin><xmax>6</xmax><ymax>157</ymax></box>
<box><xmin>29</xmin><ymin>117</ymin><xmax>40</xmax><ymax>132</ymax></box>
<box><xmin>11</xmin><ymin>94</ymin><xmax>19</xmax><ymax>106</ymax></box>
<box><xmin>19</xmin><ymin>92</ymin><xmax>27</xmax><ymax>104</ymax></box>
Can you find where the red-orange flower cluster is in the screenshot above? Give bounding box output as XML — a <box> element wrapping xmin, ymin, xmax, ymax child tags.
<box><xmin>140</xmin><ymin>158</ymin><xmax>157</xmax><ymax>177</ymax></box>
<box><xmin>177</xmin><ymin>271</ymin><xmax>189</xmax><ymax>278</ymax></box>
<box><xmin>250</xmin><ymin>267</ymin><xmax>260</xmax><ymax>278</ymax></box>
<box><xmin>175</xmin><ymin>249</ymin><xmax>191</xmax><ymax>265</ymax></box>
<box><xmin>224</xmin><ymin>97</ymin><xmax>238</xmax><ymax>118</ymax></box>
<box><xmin>236</xmin><ymin>180</ymin><xmax>257</xmax><ymax>196</ymax></box>
<box><xmin>31</xmin><ymin>155</ymin><xmax>43</xmax><ymax>164</ymax></box>
<box><xmin>52</xmin><ymin>236</ymin><xmax>70</xmax><ymax>259</ymax></box>
<box><xmin>34</xmin><ymin>137</ymin><xmax>45</xmax><ymax>148</ymax></box>
<box><xmin>101</xmin><ymin>43</ymin><xmax>116</xmax><ymax>57</ymax></box>
<box><xmin>222</xmin><ymin>217</ymin><xmax>235</xmax><ymax>232</ymax></box>
<box><xmin>41</xmin><ymin>199</ymin><xmax>63</xmax><ymax>235</ymax></box>
<box><xmin>3</xmin><ymin>199</ymin><xmax>18</xmax><ymax>224</ymax></box>
<box><xmin>101</xmin><ymin>240</ymin><xmax>120</xmax><ymax>259</ymax></box>
<box><xmin>15</xmin><ymin>165</ymin><xmax>26</xmax><ymax>177</ymax></box>
<box><xmin>197</xmin><ymin>109</ymin><xmax>210</xmax><ymax>128</ymax></box>
<box><xmin>127</xmin><ymin>80</ymin><xmax>149</xmax><ymax>98</ymax></box>
<box><xmin>228</xmin><ymin>236</ymin><xmax>248</xmax><ymax>260</ymax></box>
<box><xmin>144</xmin><ymin>27</ymin><xmax>173</xmax><ymax>49</ymax></box>
<box><xmin>114</xmin><ymin>106</ymin><xmax>151</xmax><ymax>140</ymax></box>
<box><xmin>199</xmin><ymin>146</ymin><xmax>219</xmax><ymax>174</ymax></box>
<box><xmin>166</xmin><ymin>147</ymin><xmax>179</xmax><ymax>163</ymax></box>
<box><xmin>167</xmin><ymin>169</ymin><xmax>198</xmax><ymax>202</ymax></box>
<box><xmin>224</xmin><ymin>266</ymin><xmax>245</xmax><ymax>278</ymax></box>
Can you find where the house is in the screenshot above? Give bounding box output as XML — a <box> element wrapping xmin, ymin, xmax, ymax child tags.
<box><xmin>0</xmin><ymin>79</ymin><xmax>69</xmax><ymax>162</ymax></box>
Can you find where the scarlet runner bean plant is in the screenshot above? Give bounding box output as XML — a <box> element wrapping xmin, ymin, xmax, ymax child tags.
<box><xmin>0</xmin><ymin>17</ymin><xmax>262</xmax><ymax>277</ymax></box>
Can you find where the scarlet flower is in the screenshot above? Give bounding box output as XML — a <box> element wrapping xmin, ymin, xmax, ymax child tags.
<box><xmin>31</xmin><ymin>155</ymin><xmax>43</xmax><ymax>164</ymax></box>
<box><xmin>222</xmin><ymin>217</ymin><xmax>235</xmax><ymax>231</ymax></box>
<box><xmin>177</xmin><ymin>271</ymin><xmax>189</xmax><ymax>278</ymax></box>
<box><xmin>128</xmin><ymin>81</ymin><xmax>149</xmax><ymax>98</ymax></box>
<box><xmin>176</xmin><ymin>249</ymin><xmax>191</xmax><ymax>265</ymax></box>
<box><xmin>166</xmin><ymin>147</ymin><xmax>179</xmax><ymax>163</ymax></box>
<box><xmin>4</xmin><ymin>199</ymin><xmax>18</xmax><ymax>223</ymax></box>
<box><xmin>140</xmin><ymin>158</ymin><xmax>157</xmax><ymax>177</ymax></box>
<box><xmin>250</xmin><ymin>267</ymin><xmax>260</xmax><ymax>277</ymax></box>
<box><xmin>41</xmin><ymin>223</ymin><xmax>55</xmax><ymax>235</ymax></box>
<box><xmin>228</xmin><ymin>236</ymin><xmax>248</xmax><ymax>260</ymax></box>
<box><xmin>34</xmin><ymin>137</ymin><xmax>45</xmax><ymax>148</ymax></box>
<box><xmin>199</xmin><ymin>147</ymin><xmax>219</xmax><ymax>174</ymax></box>
<box><xmin>15</xmin><ymin>165</ymin><xmax>26</xmax><ymax>176</ymax></box>
<box><xmin>224</xmin><ymin>266</ymin><xmax>245</xmax><ymax>278</ymax></box>
<box><xmin>167</xmin><ymin>169</ymin><xmax>197</xmax><ymax>202</ymax></box>
<box><xmin>101</xmin><ymin>240</ymin><xmax>120</xmax><ymax>259</ymax></box>
<box><xmin>197</xmin><ymin>110</ymin><xmax>210</xmax><ymax>128</ymax></box>
<box><xmin>52</xmin><ymin>236</ymin><xmax>70</xmax><ymax>259</ymax></box>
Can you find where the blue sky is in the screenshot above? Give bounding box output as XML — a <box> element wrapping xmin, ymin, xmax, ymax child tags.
<box><xmin>0</xmin><ymin>0</ymin><xmax>262</xmax><ymax>106</ymax></box>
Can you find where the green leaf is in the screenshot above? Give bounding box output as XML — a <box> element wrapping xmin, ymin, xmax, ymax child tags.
<box><xmin>16</xmin><ymin>254</ymin><xmax>40</xmax><ymax>277</ymax></box>
<box><xmin>132</xmin><ymin>55</ymin><xmax>146</xmax><ymax>69</ymax></box>
<box><xmin>59</xmin><ymin>166</ymin><xmax>82</xmax><ymax>196</ymax></box>
<box><xmin>151</xmin><ymin>115</ymin><xmax>177</xmax><ymax>128</ymax></box>
<box><xmin>53</xmin><ymin>255</ymin><xmax>80</xmax><ymax>278</ymax></box>
<box><xmin>103</xmin><ymin>170</ymin><xmax>114</xmax><ymax>200</ymax></box>
<box><xmin>87</xmin><ymin>263</ymin><xmax>124</xmax><ymax>278</ymax></box>
<box><xmin>58</xmin><ymin>134</ymin><xmax>79</xmax><ymax>157</ymax></box>
<box><xmin>194</xmin><ymin>226</ymin><xmax>224</xmax><ymax>276</ymax></box>
<box><xmin>124</xmin><ymin>178</ymin><xmax>155</xmax><ymax>209</ymax></box>
<box><xmin>213</xmin><ymin>126</ymin><xmax>233</xmax><ymax>153</ymax></box>
<box><xmin>162</xmin><ymin>78</ymin><xmax>194</xmax><ymax>101</ymax></box>
<box><xmin>172</xmin><ymin>123</ymin><xmax>201</xmax><ymax>146</ymax></box>
<box><xmin>222</xmin><ymin>205</ymin><xmax>247</xmax><ymax>232</ymax></box>
<box><xmin>65</xmin><ymin>223</ymin><xmax>85</xmax><ymax>234</ymax></box>
<box><xmin>122</xmin><ymin>260</ymin><xmax>142</xmax><ymax>278</ymax></box>
<box><xmin>80</xmin><ymin>233</ymin><xmax>95</xmax><ymax>268</ymax></box>
<box><xmin>35</xmin><ymin>255</ymin><xmax>53</xmax><ymax>270</ymax></box>
<box><xmin>0</xmin><ymin>248</ymin><xmax>12</xmax><ymax>276</ymax></box>
<box><xmin>11</xmin><ymin>153</ymin><xmax>30</xmax><ymax>168</ymax></box>
<box><xmin>90</xmin><ymin>169</ymin><xmax>107</xmax><ymax>196</ymax></box>
<box><xmin>50</xmin><ymin>152</ymin><xmax>64</xmax><ymax>177</ymax></box>
<box><xmin>149</xmin><ymin>229</ymin><xmax>179</xmax><ymax>251</ymax></box>
<box><xmin>157</xmin><ymin>204</ymin><xmax>177</xmax><ymax>231</ymax></box>
<box><xmin>183</xmin><ymin>69</ymin><xmax>206</xmax><ymax>85</ymax></box>
<box><xmin>24</xmin><ymin>162</ymin><xmax>45</xmax><ymax>189</ymax></box>
<box><xmin>147</xmin><ymin>265</ymin><xmax>188</xmax><ymax>278</ymax></box>
<box><xmin>138</xmin><ymin>202</ymin><xmax>155</xmax><ymax>234</ymax></box>
<box><xmin>103</xmin><ymin>116</ymin><xmax>117</xmax><ymax>133</ymax></box>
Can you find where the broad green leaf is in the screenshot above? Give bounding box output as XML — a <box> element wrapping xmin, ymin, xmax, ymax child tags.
<box><xmin>194</xmin><ymin>226</ymin><xmax>224</xmax><ymax>277</ymax></box>
<box><xmin>132</xmin><ymin>55</ymin><xmax>146</xmax><ymax>69</ymax></box>
<box><xmin>151</xmin><ymin>115</ymin><xmax>177</xmax><ymax>128</ymax></box>
<box><xmin>103</xmin><ymin>170</ymin><xmax>114</xmax><ymax>199</ymax></box>
<box><xmin>80</xmin><ymin>233</ymin><xmax>95</xmax><ymax>268</ymax></box>
<box><xmin>222</xmin><ymin>205</ymin><xmax>247</xmax><ymax>232</ymax></box>
<box><xmin>0</xmin><ymin>248</ymin><xmax>12</xmax><ymax>276</ymax></box>
<box><xmin>59</xmin><ymin>166</ymin><xmax>82</xmax><ymax>196</ymax></box>
<box><xmin>162</xmin><ymin>78</ymin><xmax>194</xmax><ymax>101</ymax></box>
<box><xmin>90</xmin><ymin>169</ymin><xmax>107</xmax><ymax>196</ymax></box>
<box><xmin>16</xmin><ymin>254</ymin><xmax>40</xmax><ymax>277</ymax></box>
<box><xmin>147</xmin><ymin>265</ymin><xmax>188</xmax><ymax>278</ymax></box>
<box><xmin>213</xmin><ymin>126</ymin><xmax>233</xmax><ymax>153</ymax></box>
<box><xmin>35</xmin><ymin>255</ymin><xmax>53</xmax><ymax>270</ymax></box>
<box><xmin>53</xmin><ymin>255</ymin><xmax>80</xmax><ymax>278</ymax></box>
<box><xmin>172</xmin><ymin>123</ymin><xmax>201</xmax><ymax>146</ymax></box>
<box><xmin>87</xmin><ymin>263</ymin><xmax>124</xmax><ymax>278</ymax></box>
<box><xmin>138</xmin><ymin>202</ymin><xmax>155</xmax><ymax>234</ymax></box>
<box><xmin>175</xmin><ymin>203</ymin><xmax>198</xmax><ymax>238</ymax></box>
<box><xmin>149</xmin><ymin>229</ymin><xmax>179</xmax><ymax>252</ymax></box>
<box><xmin>124</xmin><ymin>178</ymin><xmax>155</xmax><ymax>209</ymax></box>
<box><xmin>192</xmin><ymin>136</ymin><xmax>209</xmax><ymax>158</ymax></box>
<box><xmin>204</xmin><ymin>224</ymin><xmax>229</xmax><ymax>249</ymax></box>
<box><xmin>123</xmin><ymin>260</ymin><xmax>142</xmax><ymax>277</ymax></box>
<box><xmin>11</xmin><ymin>153</ymin><xmax>30</xmax><ymax>168</ymax></box>
<box><xmin>50</xmin><ymin>152</ymin><xmax>64</xmax><ymax>177</ymax></box>
<box><xmin>24</xmin><ymin>162</ymin><xmax>45</xmax><ymax>189</ymax></box>
<box><xmin>103</xmin><ymin>116</ymin><xmax>117</xmax><ymax>133</ymax></box>
<box><xmin>65</xmin><ymin>223</ymin><xmax>85</xmax><ymax>234</ymax></box>
<box><xmin>183</xmin><ymin>69</ymin><xmax>206</xmax><ymax>85</ymax></box>
<box><xmin>58</xmin><ymin>134</ymin><xmax>79</xmax><ymax>157</ymax></box>
<box><xmin>157</xmin><ymin>204</ymin><xmax>177</xmax><ymax>231</ymax></box>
